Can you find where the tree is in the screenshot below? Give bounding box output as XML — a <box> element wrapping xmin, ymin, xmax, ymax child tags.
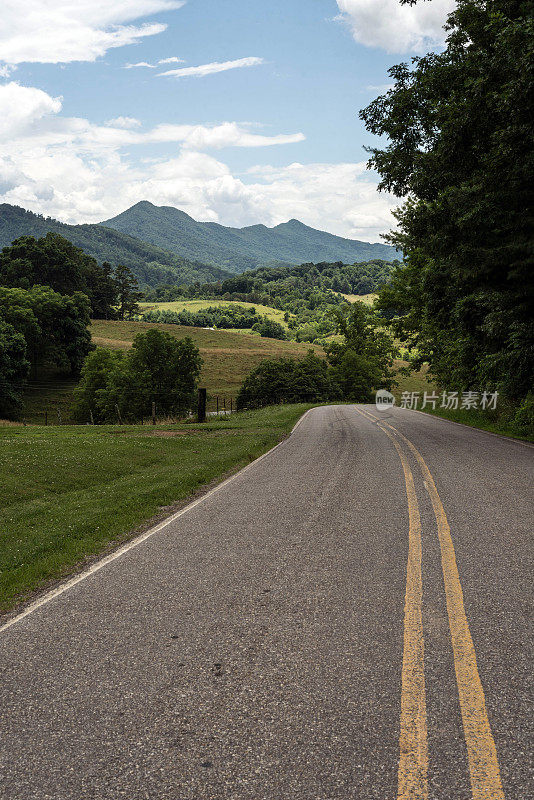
<box><xmin>237</xmin><ymin>352</ymin><xmax>332</xmax><ymax>410</ymax></box>
<box><xmin>0</xmin><ymin>234</ymin><xmax>117</xmax><ymax>318</ymax></box>
<box><xmin>361</xmin><ymin>0</ymin><xmax>534</xmax><ymax>399</ymax></box>
<box><xmin>251</xmin><ymin>319</ymin><xmax>287</xmax><ymax>339</ymax></box>
<box><xmin>73</xmin><ymin>330</ymin><xmax>202</xmax><ymax>422</ymax></box>
<box><xmin>128</xmin><ymin>328</ymin><xmax>202</xmax><ymax>415</ymax></box>
<box><xmin>0</xmin><ymin>320</ymin><xmax>30</xmax><ymax>418</ymax></box>
<box><xmin>114</xmin><ymin>264</ymin><xmax>143</xmax><ymax>320</ymax></box>
<box><xmin>324</xmin><ymin>302</ymin><xmax>397</xmax><ymax>401</ymax></box>
<box><xmin>0</xmin><ymin>285</ymin><xmax>93</xmax><ymax>377</ymax></box>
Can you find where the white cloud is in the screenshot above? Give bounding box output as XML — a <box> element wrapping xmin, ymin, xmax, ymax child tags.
<box><xmin>157</xmin><ymin>56</ymin><xmax>185</xmax><ymax>65</ymax></box>
<box><xmin>0</xmin><ymin>0</ymin><xmax>185</xmax><ymax>66</ymax></box>
<box><xmin>146</xmin><ymin>122</ymin><xmax>305</xmax><ymax>149</ymax></box>
<box><xmin>0</xmin><ymin>83</ymin><xmax>62</xmax><ymax>138</ymax></box>
<box><xmin>0</xmin><ymin>82</ymin><xmax>395</xmax><ymax>241</ymax></box>
<box><xmin>104</xmin><ymin>116</ymin><xmax>142</xmax><ymax>129</ymax></box>
<box><xmin>158</xmin><ymin>57</ymin><xmax>265</xmax><ymax>79</ymax></box>
<box><xmin>336</xmin><ymin>0</ymin><xmax>456</xmax><ymax>53</ymax></box>
<box><xmin>124</xmin><ymin>61</ymin><xmax>156</xmax><ymax>69</ymax></box>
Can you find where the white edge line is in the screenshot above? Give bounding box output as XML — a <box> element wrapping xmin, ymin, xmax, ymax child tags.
<box><xmin>0</xmin><ymin>408</ymin><xmax>314</xmax><ymax>635</ymax></box>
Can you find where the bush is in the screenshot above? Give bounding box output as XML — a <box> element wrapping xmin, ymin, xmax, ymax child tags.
<box><xmin>514</xmin><ymin>393</ymin><xmax>534</xmax><ymax>436</ymax></box>
<box><xmin>251</xmin><ymin>319</ymin><xmax>287</xmax><ymax>340</ymax></box>
<box><xmin>236</xmin><ymin>352</ymin><xmax>332</xmax><ymax>410</ymax></box>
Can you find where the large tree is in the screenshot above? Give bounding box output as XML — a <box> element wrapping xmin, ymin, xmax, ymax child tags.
<box><xmin>0</xmin><ymin>234</ymin><xmax>117</xmax><ymax>319</ymax></box>
<box><xmin>361</xmin><ymin>0</ymin><xmax>534</xmax><ymax>399</ymax></box>
<box><xmin>0</xmin><ymin>285</ymin><xmax>93</xmax><ymax>376</ymax></box>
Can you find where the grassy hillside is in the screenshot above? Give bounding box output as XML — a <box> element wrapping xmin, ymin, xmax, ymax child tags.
<box><xmin>139</xmin><ymin>299</ymin><xmax>291</xmax><ymax>328</ymax></box>
<box><xmin>341</xmin><ymin>293</ymin><xmax>377</xmax><ymax>305</ymax></box>
<box><xmin>0</xmin><ymin>405</ymin><xmax>313</xmax><ymax>612</ymax></box>
<box><xmin>91</xmin><ymin>320</ymin><xmax>323</xmax><ymax>399</ymax></box>
<box><xmin>103</xmin><ymin>201</ymin><xmax>398</xmax><ymax>272</ymax></box>
<box><xmin>0</xmin><ymin>204</ymin><xmax>230</xmax><ymax>288</ymax></box>
<box><xmin>19</xmin><ymin>319</ymin><xmax>436</xmax><ymax>424</ymax></box>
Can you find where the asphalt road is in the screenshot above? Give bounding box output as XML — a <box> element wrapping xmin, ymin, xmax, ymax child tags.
<box><xmin>0</xmin><ymin>405</ymin><xmax>532</xmax><ymax>799</ymax></box>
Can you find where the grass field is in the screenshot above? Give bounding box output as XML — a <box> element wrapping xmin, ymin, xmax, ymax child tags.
<box><xmin>139</xmin><ymin>299</ymin><xmax>291</xmax><ymax>328</ymax></box>
<box><xmin>91</xmin><ymin>319</ymin><xmax>323</xmax><ymax>399</ymax></box>
<box><xmin>0</xmin><ymin>404</ymin><xmax>314</xmax><ymax>613</ymax></box>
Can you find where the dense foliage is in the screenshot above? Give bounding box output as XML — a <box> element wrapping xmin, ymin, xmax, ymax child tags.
<box><xmin>104</xmin><ymin>201</ymin><xmax>397</xmax><ymax>273</ymax></box>
<box><xmin>324</xmin><ymin>303</ymin><xmax>397</xmax><ymax>402</ymax></box>
<box><xmin>237</xmin><ymin>352</ymin><xmax>332</xmax><ymax>409</ymax></box>
<box><xmin>142</xmin><ymin>305</ymin><xmax>264</xmax><ymax>330</ymax></box>
<box><xmin>0</xmin><ymin>204</ymin><xmax>232</xmax><ymax>288</ymax></box>
<box><xmin>0</xmin><ymin>320</ymin><xmax>30</xmax><ymax>417</ymax></box>
<box><xmin>0</xmin><ymin>285</ymin><xmax>93</xmax><ymax>417</ymax></box>
<box><xmin>362</xmin><ymin>0</ymin><xmax>534</xmax><ymax>402</ymax></box>
<box><xmin>141</xmin><ymin>304</ymin><xmax>288</xmax><ymax>339</ymax></box>
<box><xmin>145</xmin><ymin>260</ymin><xmax>395</xmax><ymax>342</ymax></box>
<box><xmin>73</xmin><ymin>329</ymin><xmax>202</xmax><ymax>423</ymax></box>
<box><xmin>0</xmin><ymin>233</ymin><xmax>117</xmax><ymax>318</ymax></box>
<box><xmin>237</xmin><ymin>302</ymin><xmax>397</xmax><ymax>408</ymax></box>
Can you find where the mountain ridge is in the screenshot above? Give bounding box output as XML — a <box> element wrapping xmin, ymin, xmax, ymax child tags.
<box><xmin>102</xmin><ymin>201</ymin><xmax>398</xmax><ymax>272</ymax></box>
<box><xmin>0</xmin><ymin>204</ymin><xmax>231</xmax><ymax>288</ymax></box>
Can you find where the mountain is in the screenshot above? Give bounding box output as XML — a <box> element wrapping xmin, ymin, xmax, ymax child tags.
<box><xmin>0</xmin><ymin>204</ymin><xmax>231</xmax><ymax>288</ymax></box>
<box><xmin>102</xmin><ymin>201</ymin><xmax>398</xmax><ymax>272</ymax></box>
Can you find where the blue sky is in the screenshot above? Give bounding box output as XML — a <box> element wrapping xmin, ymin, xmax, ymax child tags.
<box><xmin>0</xmin><ymin>0</ymin><xmax>454</xmax><ymax>240</ymax></box>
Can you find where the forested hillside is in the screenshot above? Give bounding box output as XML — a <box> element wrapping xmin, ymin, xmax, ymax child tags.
<box><xmin>145</xmin><ymin>259</ymin><xmax>395</xmax><ymax>342</ymax></box>
<box><xmin>0</xmin><ymin>204</ymin><xmax>230</xmax><ymax>288</ymax></box>
<box><xmin>103</xmin><ymin>201</ymin><xmax>398</xmax><ymax>271</ymax></box>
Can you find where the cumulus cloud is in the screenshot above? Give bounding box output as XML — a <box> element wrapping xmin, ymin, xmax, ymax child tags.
<box><xmin>0</xmin><ymin>82</ymin><xmax>395</xmax><ymax>240</ymax></box>
<box><xmin>0</xmin><ymin>0</ymin><xmax>185</xmax><ymax>66</ymax></box>
<box><xmin>158</xmin><ymin>57</ymin><xmax>265</xmax><ymax>79</ymax></box>
<box><xmin>336</xmin><ymin>0</ymin><xmax>456</xmax><ymax>53</ymax></box>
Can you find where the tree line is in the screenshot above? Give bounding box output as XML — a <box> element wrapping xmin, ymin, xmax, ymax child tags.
<box><xmin>0</xmin><ymin>233</ymin><xmax>144</xmax><ymax>417</ymax></box>
<box><xmin>362</xmin><ymin>0</ymin><xmax>533</xmax><ymax>432</ymax></box>
<box><xmin>144</xmin><ymin>260</ymin><xmax>396</xmax><ymax>343</ymax></box>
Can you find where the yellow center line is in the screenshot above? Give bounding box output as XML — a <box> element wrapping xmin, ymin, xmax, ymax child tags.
<box><xmin>358</xmin><ymin>406</ymin><xmax>505</xmax><ymax>800</ymax></box>
<box><xmin>354</xmin><ymin>407</ymin><xmax>428</xmax><ymax>798</ymax></box>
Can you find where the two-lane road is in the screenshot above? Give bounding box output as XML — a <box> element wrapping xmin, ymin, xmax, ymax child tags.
<box><xmin>0</xmin><ymin>405</ymin><xmax>532</xmax><ymax>799</ymax></box>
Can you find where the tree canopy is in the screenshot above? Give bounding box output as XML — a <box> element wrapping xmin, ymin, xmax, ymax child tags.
<box><xmin>0</xmin><ymin>233</ymin><xmax>118</xmax><ymax>318</ymax></box>
<box><xmin>362</xmin><ymin>0</ymin><xmax>534</xmax><ymax>400</ymax></box>
<box><xmin>73</xmin><ymin>329</ymin><xmax>202</xmax><ymax>423</ymax></box>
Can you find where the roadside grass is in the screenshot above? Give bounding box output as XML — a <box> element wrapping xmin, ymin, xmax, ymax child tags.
<box><xmin>0</xmin><ymin>404</ymin><xmax>314</xmax><ymax>613</ymax></box>
<box><xmin>139</xmin><ymin>299</ymin><xmax>292</xmax><ymax>328</ymax></box>
<box><xmin>418</xmin><ymin>404</ymin><xmax>534</xmax><ymax>443</ymax></box>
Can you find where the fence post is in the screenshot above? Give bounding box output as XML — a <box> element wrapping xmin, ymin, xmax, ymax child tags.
<box><xmin>197</xmin><ymin>388</ymin><xmax>207</xmax><ymax>423</ymax></box>
<box><xmin>89</xmin><ymin>410</ymin><xmax>94</xmax><ymax>425</ymax></box>
<box><xmin>57</xmin><ymin>408</ymin><xmax>62</xmax><ymax>425</ymax></box>
<box><xmin>44</xmin><ymin>410</ymin><xmax>48</xmax><ymax>426</ymax></box>
<box><xmin>223</xmin><ymin>397</ymin><xmax>226</xmax><ymax>412</ymax></box>
<box><xmin>115</xmin><ymin>404</ymin><xmax>123</xmax><ymax>425</ymax></box>
<box><xmin>216</xmin><ymin>396</ymin><xmax>219</xmax><ymax>414</ymax></box>
<box><xmin>152</xmin><ymin>401</ymin><xmax>156</xmax><ymax>426</ymax></box>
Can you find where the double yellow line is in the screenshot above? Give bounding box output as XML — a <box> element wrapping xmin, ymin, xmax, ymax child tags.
<box><xmin>354</xmin><ymin>407</ymin><xmax>504</xmax><ymax>800</ymax></box>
